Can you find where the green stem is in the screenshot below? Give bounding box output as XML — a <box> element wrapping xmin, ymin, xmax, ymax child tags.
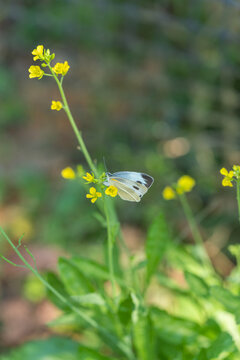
<box><xmin>48</xmin><ymin>64</ymin><xmax>117</xmax><ymax>299</ymax></box>
<box><xmin>0</xmin><ymin>227</ymin><xmax>135</xmax><ymax>360</ymax></box>
<box><xmin>48</xmin><ymin>65</ymin><xmax>98</xmax><ymax>176</ymax></box>
<box><xmin>104</xmin><ymin>197</ymin><xmax>117</xmax><ymax>300</ymax></box>
<box><xmin>236</xmin><ymin>180</ymin><xmax>240</xmax><ymax>223</ymax></box>
<box><xmin>179</xmin><ymin>193</ymin><xmax>213</xmax><ymax>269</ymax></box>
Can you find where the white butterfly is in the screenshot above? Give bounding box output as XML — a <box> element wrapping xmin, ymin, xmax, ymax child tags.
<box><xmin>103</xmin><ymin>171</ymin><xmax>154</xmax><ymax>202</ymax></box>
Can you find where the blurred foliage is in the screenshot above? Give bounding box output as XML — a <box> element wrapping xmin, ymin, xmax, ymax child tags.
<box><xmin>1</xmin><ymin>0</ymin><xmax>240</xmax><ymax>355</ymax></box>
<box><xmin>1</xmin><ymin>0</ymin><xmax>240</xmax><ymax>246</ymax></box>
<box><xmin>2</xmin><ymin>213</ymin><xmax>240</xmax><ymax>359</ymax></box>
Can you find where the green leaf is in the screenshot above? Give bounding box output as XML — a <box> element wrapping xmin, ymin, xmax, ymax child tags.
<box><xmin>118</xmin><ymin>295</ymin><xmax>134</xmax><ymax>325</ymax></box>
<box><xmin>206</xmin><ymin>332</ymin><xmax>235</xmax><ymax>359</ymax></box>
<box><xmin>185</xmin><ymin>271</ymin><xmax>209</xmax><ymax>297</ymax></box>
<box><xmin>78</xmin><ymin>345</ymin><xmax>117</xmax><ymax>359</ymax></box>
<box><xmin>58</xmin><ymin>257</ymin><xmax>94</xmax><ymax>295</ymax></box>
<box><xmin>145</xmin><ymin>212</ymin><xmax>171</xmax><ymax>283</ymax></box>
<box><xmin>71</xmin><ymin>256</ymin><xmax>125</xmax><ymax>287</ymax></box>
<box><xmin>0</xmin><ymin>337</ymin><xmax>79</xmax><ymax>360</ymax></box>
<box><xmin>71</xmin><ymin>293</ymin><xmax>105</xmax><ymax>306</ymax></box>
<box><xmin>45</xmin><ymin>272</ymin><xmax>70</xmax><ymax>310</ymax></box>
<box><xmin>71</xmin><ymin>256</ymin><xmax>110</xmax><ymax>281</ymax></box>
<box><xmin>210</xmin><ymin>286</ymin><xmax>240</xmax><ymax>314</ymax></box>
<box><xmin>133</xmin><ymin>311</ymin><xmax>156</xmax><ymax>360</ymax></box>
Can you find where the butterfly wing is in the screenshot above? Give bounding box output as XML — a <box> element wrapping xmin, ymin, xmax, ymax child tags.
<box><xmin>109</xmin><ymin>178</ymin><xmax>141</xmax><ymax>202</ymax></box>
<box><xmin>111</xmin><ymin>172</ymin><xmax>154</xmax><ymax>189</ymax></box>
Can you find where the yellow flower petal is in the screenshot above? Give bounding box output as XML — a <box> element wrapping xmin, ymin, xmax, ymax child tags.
<box><xmin>96</xmin><ymin>192</ymin><xmax>102</xmax><ymax>198</ymax></box>
<box><xmin>233</xmin><ymin>165</ymin><xmax>240</xmax><ymax>172</ymax></box>
<box><xmin>51</xmin><ymin>101</ymin><xmax>62</xmax><ymax>111</ymax></box>
<box><xmin>53</xmin><ymin>61</ymin><xmax>70</xmax><ymax>76</ymax></box>
<box><xmin>82</xmin><ymin>172</ymin><xmax>94</xmax><ymax>183</ymax></box>
<box><xmin>162</xmin><ymin>186</ymin><xmax>176</xmax><ymax>200</ymax></box>
<box><xmin>61</xmin><ymin>167</ymin><xmax>76</xmax><ymax>179</ymax></box>
<box><xmin>91</xmin><ymin>197</ymin><xmax>97</xmax><ymax>203</ymax></box>
<box><xmin>228</xmin><ymin>171</ymin><xmax>234</xmax><ymax>179</ymax></box>
<box><xmin>89</xmin><ymin>187</ymin><xmax>97</xmax><ymax>195</ymax></box>
<box><xmin>86</xmin><ymin>194</ymin><xmax>93</xmax><ymax>198</ymax></box>
<box><xmin>32</xmin><ymin>45</ymin><xmax>44</xmax><ymax>61</ymax></box>
<box><xmin>177</xmin><ymin>175</ymin><xmax>196</xmax><ymax>193</ymax></box>
<box><xmin>28</xmin><ymin>65</ymin><xmax>44</xmax><ymax>79</ymax></box>
<box><xmin>222</xmin><ymin>178</ymin><xmax>233</xmax><ymax>187</ymax></box>
<box><xmin>220</xmin><ymin>168</ymin><xmax>228</xmax><ymax>176</ymax></box>
<box><xmin>105</xmin><ymin>186</ymin><xmax>118</xmax><ymax>197</ymax></box>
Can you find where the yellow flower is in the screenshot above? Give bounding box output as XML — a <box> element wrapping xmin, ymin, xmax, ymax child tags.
<box><xmin>86</xmin><ymin>187</ymin><xmax>102</xmax><ymax>203</ymax></box>
<box><xmin>82</xmin><ymin>172</ymin><xmax>95</xmax><ymax>183</ymax></box>
<box><xmin>220</xmin><ymin>168</ymin><xmax>234</xmax><ymax>187</ymax></box>
<box><xmin>233</xmin><ymin>165</ymin><xmax>240</xmax><ymax>172</ymax></box>
<box><xmin>53</xmin><ymin>61</ymin><xmax>70</xmax><ymax>76</ymax></box>
<box><xmin>51</xmin><ymin>100</ymin><xmax>62</xmax><ymax>111</ymax></box>
<box><xmin>28</xmin><ymin>65</ymin><xmax>44</xmax><ymax>79</ymax></box>
<box><xmin>162</xmin><ymin>186</ymin><xmax>176</xmax><ymax>200</ymax></box>
<box><xmin>105</xmin><ymin>185</ymin><xmax>118</xmax><ymax>197</ymax></box>
<box><xmin>61</xmin><ymin>167</ymin><xmax>76</xmax><ymax>179</ymax></box>
<box><xmin>32</xmin><ymin>45</ymin><xmax>44</xmax><ymax>61</ymax></box>
<box><xmin>222</xmin><ymin>177</ymin><xmax>233</xmax><ymax>187</ymax></box>
<box><xmin>177</xmin><ymin>175</ymin><xmax>195</xmax><ymax>194</ymax></box>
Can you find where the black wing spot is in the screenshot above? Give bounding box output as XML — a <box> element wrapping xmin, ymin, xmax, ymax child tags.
<box><xmin>133</xmin><ymin>185</ymin><xmax>139</xmax><ymax>190</ymax></box>
<box><xmin>137</xmin><ymin>180</ymin><xmax>143</xmax><ymax>184</ymax></box>
<box><xmin>142</xmin><ymin>174</ymin><xmax>154</xmax><ymax>187</ymax></box>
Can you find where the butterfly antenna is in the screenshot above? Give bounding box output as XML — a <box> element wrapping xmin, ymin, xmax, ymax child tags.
<box><xmin>103</xmin><ymin>157</ymin><xmax>108</xmax><ymax>172</ymax></box>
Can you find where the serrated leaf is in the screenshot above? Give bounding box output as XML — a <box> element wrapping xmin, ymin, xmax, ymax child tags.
<box><xmin>58</xmin><ymin>257</ymin><xmax>94</xmax><ymax>295</ymax></box>
<box><xmin>145</xmin><ymin>212</ymin><xmax>171</xmax><ymax>283</ymax></box>
<box><xmin>185</xmin><ymin>271</ymin><xmax>209</xmax><ymax>297</ymax></box>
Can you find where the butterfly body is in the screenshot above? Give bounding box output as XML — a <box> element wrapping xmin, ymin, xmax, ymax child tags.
<box><xmin>104</xmin><ymin>171</ymin><xmax>154</xmax><ymax>202</ymax></box>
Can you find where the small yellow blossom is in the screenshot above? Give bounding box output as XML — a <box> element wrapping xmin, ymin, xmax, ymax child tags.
<box><xmin>162</xmin><ymin>186</ymin><xmax>176</xmax><ymax>200</ymax></box>
<box><xmin>220</xmin><ymin>168</ymin><xmax>234</xmax><ymax>187</ymax></box>
<box><xmin>177</xmin><ymin>175</ymin><xmax>196</xmax><ymax>194</ymax></box>
<box><xmin>86</xmin><ymin>187</ymin><xmax>102</xmax><ymax>203</ymax></box>
<box><xmin>28</xmin><ymin>65</ymin><xmax>44</xmax><ymax>79</ymax></box>
<box><xmin>105</xmin><ymin>185</ymin><xmax>118</xmax><ymax>197</ymax></box>
<box><xmin>82</xmin><ymin>172</ymin><xmax>95</xmax><ymax>183</ymax></box>
<box><xmin>53</xmin><ymin>61</ymin><xmax>70</xmax><ymax>76</ymax></box>
<box><xmin>61</xmin><ymin>167</ymin><xmax>76</xmax><ymax>179</ymax></box>
<box><xmin>51</xmin><ymin>100</ymin><xmax>62</xmax><ymax>111</ymax></box>
<box><xmin>233</xmin><ymin>165</ymin><xmax>240</xmax><ymax>180</ymax></box>
<box><xmin>233</xmin><ymin>165</ymin><xmax>240</xmax><ymax>172</ymax></box>
<box><xmin>32</xmin><ymin>45</ymin><xmax>44</xmax><ymax>61</ymax></box>
<box><xmin>222</xmin><ymin>177</ymin><xmax>233</xmax><ymax>187</ymax></box>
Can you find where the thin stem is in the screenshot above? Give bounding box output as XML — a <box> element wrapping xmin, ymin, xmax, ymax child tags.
<box><xmin>179</xmin><ymin>193</ymin><xmax>213</xmax><ymax>269</ymax></box>
<box><xmin>104</xmin><ymin>197</ymin><xmax>117</xmax><ymax>300</ymax></box>
<box><xmin>236</xmin><ymin>180</ymin><xmax>240</xmax><ymax>223</ymax></box>
<box><xmin>47</xmin><ymin>65</ymin><xmax>98</xmax><ymax>176</ymax></box>
<box><xmin>47</xmin><ymin>64</ymin><xmax>117</xmax><ymax>299</ymax></box>
<box><xmin>0</xmin><ymin>227</ymin><xmax>135</xmax><ymax>360</ymax></box>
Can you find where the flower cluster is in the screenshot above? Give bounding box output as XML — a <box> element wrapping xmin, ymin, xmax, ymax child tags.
<box><xmin>220</xmin><ymin>165</ymin><xmax>240</xmax><ymax>187</ymax></box>
<box><xmin>162</xmin><ymin>175</ymin><xmax>196</xmax><ymax>200</ymax></box>
<box><xmin>61</xmin><ymin>167</ymin><xmax>118</xmax><ymax>204</ymax></box>
<box><xmin>28</xmin><ymin>45</ymin><xmax>70</xmax><ymax>111</ymax></box>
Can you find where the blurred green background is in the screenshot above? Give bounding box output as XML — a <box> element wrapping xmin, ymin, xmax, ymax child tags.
<box><xmin>1</xmin><ymin>0</ymin><xmax>240</xmax><ymax>351</ymax></box>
